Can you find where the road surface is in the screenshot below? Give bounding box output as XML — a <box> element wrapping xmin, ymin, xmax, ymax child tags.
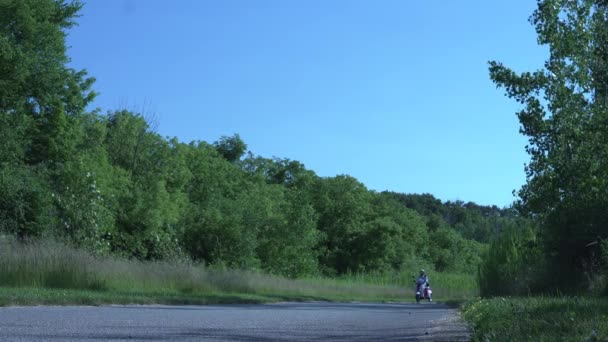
<box><xmin>0</xmin><ymin>302</ymin><xmax>469</xmax><ymax>341</ymax></box>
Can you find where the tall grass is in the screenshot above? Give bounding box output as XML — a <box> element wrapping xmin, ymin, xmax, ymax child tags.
<box><xmin>0</xmin><ymin>237</ymin><xmax>477</xmax><ymax>303</ymax></box>
<box><xmin>0</xmin><ymin>238</ymin><xmax>107</xmax><ymax>290</ymax></box>
<box><xmin>336</xmin><ymin>271</ymin><xmax>478</xmax><ymax>300</ymax></box>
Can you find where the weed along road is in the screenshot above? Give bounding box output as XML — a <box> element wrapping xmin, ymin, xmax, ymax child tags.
<box><xmin>0</xmin><ymin>302</ymin><xmax>469</xmax><ymax>341</ymax></box>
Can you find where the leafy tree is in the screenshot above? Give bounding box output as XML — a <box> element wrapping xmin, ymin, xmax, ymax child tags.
<box><xmin>358</xmin><ymin>193</ymin><xmax>430</xmax><ymax>271</ymax></box>
<box><xmin>104</xmin><ymin>110</ymin><xmax>189</xmax><ymax>259</ymax></box>
<box><xmin>45</xmin><ymin>112</ymin><xmax>127</xmax><ymax>254</ymax></box>
<box><xmin>213</xmin><ymin>134</ymin><xmax>247</xmax><ymax>162</ymax></box>
<box><xmin>181</xmin><ymin>142</ymin><xmax>259</xmax><ymax>267</ymax></box>
<box><xmin>182</xmin><ymin>192</ymin><xmax>260</xmax><ymax>268</ymax></box>
<box><xmin>0</xmin><ymin>0</ymin><xmax>95</xmax><ymax>165</ymax></box>
<box><xmin>390</xmin><ymin>193</ymin><xmax>444</xmax><ymax>217</ymax></box>
<box><xmin>0</xmin><ymin>164</ymin><xmax>53</xmax><ymax>237</ymax></box>
<box><xmin>105</xmin><ymin>111</ymin><xmax>155</xmax><ymax>176</ymax></box>
<box><xmin>52</xmin><ymin>159</ymin><xmax>114</xmax><ymax>252</ymax></box>
<box><xmin>253</xmin><ymin>185</ymin><xmax>319</xmax><ymax>277</ymax></box>
<box><xmin>183</xmin><ymin>141</ymin><xmax>247</xmax><ymax>205</ymax></box>
<box><xmin>428</xmin><ymin>227</ymin><xmax>485</xmax><ymax>273</ymax></box>
<box><xmin>0</xmin><ymin>112</ymin><xmax>31</xmax><ymax>164</ymax></box>
<box><xmin>0</xmin><ymin>0</ymin><xmax>97</xmax><ymax>242</ymax></box>
<box><xmin>312</xmin><ymin>175</ymin><xmax>374</xmax><ymax>274</ymax></box>
<box><xmin>241</xmin><ymin>154</ymin><xmax>316</xmax><ymax>190</ymax></box>
<box><xmin>489</xmin><ymin>0</ymin><xmax>608</xmax><ymax>288</ymax></box>
<box><xmin>0</xmin><ymin>0</ymin><xmax>94</xmax><ymax>114</ymax></box>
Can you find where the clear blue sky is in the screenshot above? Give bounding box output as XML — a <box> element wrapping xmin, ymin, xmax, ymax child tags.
<box><xmin>67</xmin><ymin>0</ymin><xmax>548</xmax><ymax>207</ymax></box>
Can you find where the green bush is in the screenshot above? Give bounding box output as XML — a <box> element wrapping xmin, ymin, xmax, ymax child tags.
<box><xmin>478</xmin><ymin>221</ymin><xmax>545</xmax><ymax>296</ymax></box>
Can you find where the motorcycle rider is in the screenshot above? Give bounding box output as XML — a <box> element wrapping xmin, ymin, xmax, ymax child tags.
<box><xmin>415</xmin><ymin>269</ymin><xmax>432</xmax><ymax>301</ymax></box>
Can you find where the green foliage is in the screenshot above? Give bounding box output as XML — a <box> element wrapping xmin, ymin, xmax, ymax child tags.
<box><xmin>0</xmin><ymin>0</ymin><xmax>93</xmax><ymax>114</ymax></box>
<box><xmin>384</xmin><ymin>192</ymin><xmax>519</xmax><ymax>274</ymax></box>
<box><xmin>312</xmin><ymin>175</ymin><xmax>374</xmax><ymax>274</ymax></box>
<box><xmin>51</xmin><ymin>159</ymin><xmax>114</xmax><ymax>252</ymax></box>
<box><xmin>385</xmin><ymin>192</ymin><xmax>515</xmax><ymax>243</ymax></box>
<box><xmin>213</xmin><ymin>134</ymin><xmax>247</xmax><ymax>162</ymax></box>
<box><xmin>478</xmin><ymin>220</ymin><xmax>546</xmax><ymax>296</ymax></box>
<box><xmin>0</xmin><ymin>0</ymin><xmax>95</xmax><ymax>168</ymax></box>
<box><xmin>0</xmin><ymin>0</ymin><xmax>499</xmax><ymax>281</ymax></box>
<box><xmin>0</xmin><ymin>164</ymin><xmax>52</xmax><ymax>237</ymax></box>
<box><xmin>357</xmin><ymin>194</ymin><xmax>429</xmax><ymax>272</ymax></box>
<box><xmin>242</xmin><ymin>154</ymin><xmax>315</xmax><ymax>189</ymax></box>
<box><xmin>429</xmin><ymin>228</ymin><xmax>485</xmax><ymax>274</ymax></box>
<box><xmin>180</xmin><ymin>142</ymin><xmax>258</xmax><ymax>267</ymax></box>
<box><xmin>102</xmin><ymin>110</ymin><xmax>189</xmax><ymax>259</ymax></box>
<box><xmin>0</xmin><ymin>112</ymin><xmax>31</xmax><ymax>164</ymax></box>
<box><xmin>463</xmin><ymin>297</ymin><xmax>608</xmax><ymax>342</ymax></box>
<box><xmin>490</xmin><ymin>0</ymin><xmax>608</xmax><ymax>291</ymax></box>
<box><xmin>255</xmin><ymin>188</ymin><xmax>319</xmax><ymax>277</ymax></box>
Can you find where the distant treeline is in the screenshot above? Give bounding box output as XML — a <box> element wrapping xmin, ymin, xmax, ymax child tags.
<box><xmin>385</xmin><ymin>193</ymin><xmax>518</xmax><ymax>243</ymax></box>
<box><xmin>0</xmin><ymin>0</ymin><xmax>521</xmax><ymax>278</ymax></box>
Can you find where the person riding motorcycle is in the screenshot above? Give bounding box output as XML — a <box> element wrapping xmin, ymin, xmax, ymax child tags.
<box><xmin>416</xmin><ymin>269</ymin><xmax>429</xmax><ymax>286</ymax></box>
<box><xmin>415</xmin><ymin>269</ymin><xmax>432</xmax><ymax>302</ymax></box>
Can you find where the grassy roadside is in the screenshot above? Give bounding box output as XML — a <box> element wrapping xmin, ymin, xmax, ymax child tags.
<box><xmin>462</xmin><ymin>297</ymin><xmax>608</xmax><ymax>341</ymax></box>
<box><xmin>0</xmin><ymin>284</ymin><xmax>407</xmax><ymax>307</ymax></box>
<box><xmin>0</xmin><ymin>238</ymin><xmax>477</xmax><ymax>306</ymax></box>
<box><xmin>0</xmin><ymin>287</ymin><xmax>278</xmax><ymax>306</ymax></box>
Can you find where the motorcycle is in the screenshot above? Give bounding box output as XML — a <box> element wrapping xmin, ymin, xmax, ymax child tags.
<box><xmin>414</xmin><ymin>278</ymin><xmax>432</xmax><ymax>303</ymax></box>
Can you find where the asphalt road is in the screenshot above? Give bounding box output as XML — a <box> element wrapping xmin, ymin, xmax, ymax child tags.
<box><xmin>0</xmin><ymin>302</ymin><xmax>469</xmax><ymax>341</ymax></box>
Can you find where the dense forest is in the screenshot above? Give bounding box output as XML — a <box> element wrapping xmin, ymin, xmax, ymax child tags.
<box><xmin>0</xmin><ymin>0</ymin><xmax>524</xmax><ymax>279</ymax></box>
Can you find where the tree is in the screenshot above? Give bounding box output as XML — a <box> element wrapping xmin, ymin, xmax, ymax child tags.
<box><xmin>0</xmin><ymin>0</ymin><xmax>97</xmax><ymax>242</ymax></box>
<box><xmin>213</xmin><ymin>134</ymin><xmax>247</xmax><ymax>162</ymax></box>
<box><xmin>355</xmin><ymin>194</ymin><xmax>429</xmax><ymax>272</ymax></box>
<box><xmin>241</xmin><ymin>154</ymin><xmax>316</xmax><ymax>189</ymax></box>
<box><xmin>103</xmin><ymin>110</ymin><xmax>189</xmax><ymax>259</ymax></box>
<box><xmin>0</xmin><ymin>0</ymin><xmax>94</xmax><ymax>112</ymax></box>
<box><xmin>0</xmin><ymin>0</ymin><xmax>95</xmax><ymax>164</ymax></box>
<box><xmin>181</xmin><ymin>142</ymin><xmax>259</xmax><ymax>267</ymax></box>
<box><xmin>490</xmin><ymin>0</ymin><xmax>608</xmax><ymax>288</ymax></box>
<box><xmin>0</xmin><ymin>112</ymin><xmax>31</xmax><ymax>164</ymax></box>
<box><xmin>312</xmin><ymin>175</ymin><xmax>373</xmax><ymax>274</ymax></box>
